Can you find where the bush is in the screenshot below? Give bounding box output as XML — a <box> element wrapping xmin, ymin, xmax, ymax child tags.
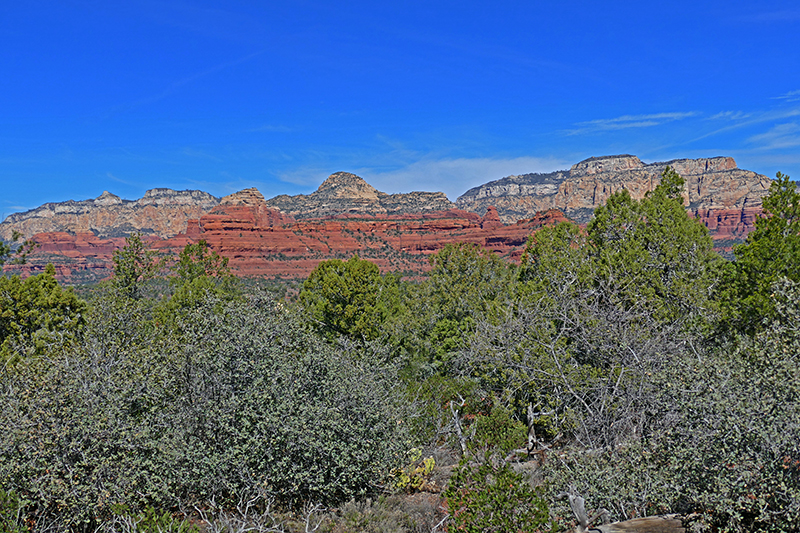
<box><xmin>389</xmin><ymin>449</ymin><xmax>435</xmax><ymax>492</ymax></box>
<box><xmin>469</xmin><ymin>404</ymin><xmax>527</xmax><ymax>457</ymax></box>
<box><xmin>329</xmin><ymin>495</ymin><xmax>444</xmax><ymax>533</ymax></box>
<box><xmin>0</xmin><ymin>288</ymin><xmax>413</xmax><ymax>527</ymax></box>
<box><xmin>104</xmin><ymin>505</ymin><xmax>198</xmax><ymax>533</ymax></box>
<box><xmin>158</xmin><ymin>291</ymin><xmax>412</xmax><ymax>507</ymax></box>
<box><xmin>443</xmin><ymin>458</ymin><xmax>551</xmax><ymax>533</ymax></box>
<box><xmin>0</xmin><ymin>489</ymin><xmax>25</xmax><ymax>533</ymax></box>
<box><xmin>543</xmin><ymin>280</ymin><xmax>800</xmax><ymax>532</ymax></box>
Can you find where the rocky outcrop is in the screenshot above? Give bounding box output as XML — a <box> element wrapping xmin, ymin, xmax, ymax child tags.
<box><xmin>264</xmin><ymin>172</ymin><xmax>455</xmax><ymax>218</ymax></box>
<box><xmin>6</xmin><ymin>203</ymin><xmax>568</xmax><ymax>284</ymax></box>
<box><xmin>219</xmin><ymin>187</ymin><xmax>268</xmax><ymax>206</ymax></box>
<box><xmin>3</xmin><ymin>231</ymin><xmax>130</xmax><ymax>284</ymax></box>
<box><xmin>173</xmin><ymin>203</ymin><xmax>567</xmax><ymax>279</ymax></box>
<box><xmin>0</xmin><ymin>189</ymin><xmax>220</xmax><ymax>240</ymax></box>
<box><xmin>1</xmin><ymin>155</ymin><xmax>783</xmax><ymax>284</ymax></box>
<box><xmin>456</xmin><ymin>156</ymin><xmax>773</xmax><ymax>239</ymax></box>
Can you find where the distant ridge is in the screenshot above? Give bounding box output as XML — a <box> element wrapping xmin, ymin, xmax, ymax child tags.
<box><xmin>456</xmin><ymin>154</ymin><xmax>771</xmax><ymax>224</ymax></box>
<box><xmin>264</xmin><ymin>171</ymin><xmax>455</xmax><ymax>218</ymax></box>
<box><xmin>0</xmin><ymin>155</ymin><xmax>779</xmax><ymax>284</ymax></box>
<box><xmin>0</xmin><ymin>189</ymin><xmax>220</xmax><ymax>240</ymax></box>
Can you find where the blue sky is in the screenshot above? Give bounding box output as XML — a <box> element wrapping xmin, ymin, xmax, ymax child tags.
<box><xmin>3</xmin><ymin>1</ymin><xmax>800</xmax><ymax>217</ymax></box>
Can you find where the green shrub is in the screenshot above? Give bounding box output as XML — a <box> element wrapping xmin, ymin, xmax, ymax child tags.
<box><xmin>444</xmin><ymin>458</ymin><xmax>552</xmax><ymax>533</ymax></box>
<box><xmin>389</xmin><ymin>449</ymin><xmax>435</xmax><ymax>492</ymax></box>
<box><xmin>0</xmin><ymin>288</ymin><xmax>413</xmax><ymax>526</ymax></box>
<box><xmin>329</xmin><ymin>495</ymin><xmax>444</xmax><ymax>533</ymax></box>
<box><xmin>0</xmin><ymin>489</ymin><xmax>25</xmax><ymax>533</ymax></box>
<box><xmin>469</xmin><ymin>403</ymin><xmax>527</xmax><ymax>456</ymax></box>
<box><xmin>544</xmin><ymin>280</ymin><xmax>800</xmax><ymax>532</ymax></box>
<box><xmin>107</xmin><ymin>505</ymin><xmax>198</xmax><ymax>533</ymax></box>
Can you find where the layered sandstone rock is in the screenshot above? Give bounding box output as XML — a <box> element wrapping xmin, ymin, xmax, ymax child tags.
<box><xmin>6</xmin><ymin>202</ymin><xmax>567</xmax><ymax>284</ymax></box>
<box><xmin>456</xmin><ymin>155</ymin><xmax>772</xmax><ymax>240</ymax></box>
<box><xmin>0</xmin><ymin>189</ymin><xmax>220</xmax><ymax>240</ymax></box>
<box><xmin>1</xmin><ymin>155</ymin><xmax>781</xmax><ymax>284</ymax></box>
<box><xmin>174</xmin><ymin>203</ymin><xmax>567</xmax><ymax>279</ymax></box>
<box><xmin>219</xmin><ymin>187</ymin><xmax>268</xmax><ymax>206</ymax></box>
<box><xmin>265</xmin><ymin>172</ymin><xmax>455</xmax><ymax>218</ymax></box>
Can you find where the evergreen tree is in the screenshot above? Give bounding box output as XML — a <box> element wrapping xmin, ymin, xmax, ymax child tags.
<box><xmin>299</xmin><ymin>255</ymin><xmax>399</xmax><ymax>341</ymax></box>
<box><xmin>0</xmin><ymin>231</ymin><xmax>36</xmax><ymax>267</ymax></box>
<box><xmin>721</xmin><ymin>172</ymin><xmax>800</xmax><ymax>334</ymax></box>
<box><xmin>111</xmin><ymin>233</ymin><xmax>163</xmax><ymax>299</ymax></box>
<box><xmin>0</xmin><ymin>264</ymin><xmax>86</xmax><ymax>362</ymax></box>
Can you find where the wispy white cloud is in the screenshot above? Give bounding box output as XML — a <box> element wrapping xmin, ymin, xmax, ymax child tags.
<box><xmin>690</xmin><ymin>108</ymin><xmax>800</xmax><ymax>142</ymax></box>
<box><xmin>106</xmin><ymin>172</ymin><xmax>134</xmax><ymax>186</ymax></box>
<box><xmin>751</xmin><ymin>9</ymin><xmax>800</xmax><ymax>22</ymax></box>
<box><xmin>774</xmin><ymin>90</ymin><xmax>800</xmax><ymax>102</ymax></box>
<box><xmin>567</xmin><ymin>112</ymin><xmax>698</xmax><ymax>134</ymax></box>
<box><xmin>747</xmin><ymin>123</ymin><xmax>800</xmax><ymax>150</ymax></box>
<box><xmin>2</xmin><ymin>204</ymin><xmax>32</xmax><ymax>215</ymax></box>
<box><xmin>101</xmin><ymin>50</ymin><xmax>266</xmax><ymax>118</ymax></box>
<box><xmin>708</xmin><ymin>111</ymin><xmax>750</xmax><ymax>120</ymax></box>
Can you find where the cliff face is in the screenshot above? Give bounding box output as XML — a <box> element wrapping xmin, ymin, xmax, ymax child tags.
<box><xmin>1</xmin><ymin>155</ymin><xmax>779</xmax><ymax>284</ymax></box>
<box><xmin>173</xmin><ymin>200</ymin><xmax>566</xmax><ymax>279</ymax></box>
<box><xmin>0</xmin><ymin>189</ymin><xmax>220</xmax><ymax>240</ymax></box>
<box><xmin>5</xmin><ymin>196</ymin><xmax>566</xmax><ymax>283</ymax></box>
<box><xmin>264</xmin><ymin>172</ymin><xmax>455</xmax><ymax>218</ymax></box>
<box><xmin>456</xmin><ymin>155</ymin><xmax>772</xmax><ymax>241</ymax></box>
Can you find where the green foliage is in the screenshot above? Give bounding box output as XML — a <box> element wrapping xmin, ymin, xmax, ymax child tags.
<box><xmin>389</xmin><ymin>449</ymin><xmax>435</xmax><ymax>492</ymax></box>
<box><xmin>544</xmin><ymin>279</ymin><xmax>800</xmax><ymax>532</ymax></box>
<box><xmin>403</xmin><ymin>375</ymin><xmax>482</xmax><ymax>446</ymax></box>
<box><xmin>155</xmin><ymin>240</ymin><xmax>238</xmax><ymax>325</ymax></box>
<box><xmin>521</xmin><ymin>167</ymin><xmax>721</xmax><ymax>326</ymax></box>
<box><xmin>300</xmin><ymin>255</ymin><xmax>400</xmax><ymax>341</ymax></box>
<box><xmin>472</xmin><ymin>167</ymin><xmax>723</xmax><ymax>448</ymax></box>
<box><xmin>3</xmin><ymin>166</ymin><xmax>799</xmax><ymax>531</ymax></box>
<box><xmin>519</xmin><ymin>220</ymin><xmax>589</xmax><ymax>289</ymax></box>
<box><xmin>521</xmin><ymin>167</ymin><xmax>722</xmax><ymax>323</ymax></box>
<box><xmin>390</xmin><ymin>243</ymin><xmax>516</xmax><ymax>375</ymax></box>
<box><xmin>0</xmin><ymin>289</ymin><xmax>165</xmax><ymax>529</ymax></box>
<box><xmin>173</xmin><ymin>239</ymin><xmax>231</xmax><ymax>285</ymax></box>
<box><xmin>329</xmin><ymin>495</ymin><xmax>445</xmax><ymax>533</ymax></box>
<box><xmin>158</xmin><ymin>292</ymin><xmax>411</xmax><ymax>507</ymax></box>
<box><xmin>586</xmin><ymin>166</ymin><xmax>721</xmax><ymax>323</ymax></box>
<box><xmin>444</xmin><ymin>458</ymin><xmax>551</xmax><ymax>533</ymax></box>
<box><xmin>0</xmin><ymin>263</ymin><xmax>87</xmax><ymax>362</ymax></box>
<box><xmin>425</xmin><ymin>243</ymin><xmax>515</xmax><ymax>319</ymax></box>
<box><xmin>469</xmin><ymin>404</ymin><xmax>527</xmax><ymax>457</ymax></box>
<box><xmin>110</xmin><ymin>504</ymin><xmax>199</xmax><ymax>533</ymax></box>
<box><xmin>0</xmin><ymin>489</ymin><xmax>25</xmax><ymax>533</ymax></box>
<box><xmin>112</xmin><ymin>233</ymin><xmax>163</xmax><ymax>299</ymax></box>
<box><xmin>0</xmin><ymin>288</ymin><xmax>412</xmax><ymax>526</ymax></box>
<box><xmin>721</xmin><ymin>172</ymin><xmax>800</xmax><ymax>334</ymax></box>
<box><xmin>0</xmin><ymin>231</ymin><xmax>36</xmax><ymax>267</ymax></box>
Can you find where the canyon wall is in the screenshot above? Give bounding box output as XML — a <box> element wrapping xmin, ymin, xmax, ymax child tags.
<box><xmin>264</xmin><ymin>172</ymin><xmax>455</xmax><ymax>218</ymax></box>
<box><xmin>456</xmin><ymin>155</ymin><xmax>772</xmax><ymax>242</ymax></box>
<box><xmin>1</xmin><ymin>156</ymin><xmax>780</xmax><ymax>284</ymax></box>
<box><xmin>0</xmin><ymin>189</ymin><xmax>220</xmax><ymax>240</ymax></box>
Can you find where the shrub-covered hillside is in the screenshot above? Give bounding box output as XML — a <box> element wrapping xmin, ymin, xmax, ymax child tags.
<box><xmin>0</xmin><ymin>168</ymin><xmax>798</xmax><ymax>532</ymax></box>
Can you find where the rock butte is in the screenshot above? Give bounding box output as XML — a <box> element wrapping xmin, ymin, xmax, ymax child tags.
<box><xmin>0</xmin><ymin>155</ymin><xmax>778</xmax><ymax>284</ymax></box>
<box><xmin>6</xmin><ymin>203</ymin><xmax>568</xmax><ymax>283</ymax></box>
<box><xmin>456</xmin><ymin>154</ymin><xmax>773</xmax><ymax>243</ymax></box>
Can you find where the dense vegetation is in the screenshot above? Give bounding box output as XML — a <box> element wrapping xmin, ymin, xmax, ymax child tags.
<box><xmin>0</xmin><ymin>168</ymin><xmax>798</xmax><ymax>532</ymax></box>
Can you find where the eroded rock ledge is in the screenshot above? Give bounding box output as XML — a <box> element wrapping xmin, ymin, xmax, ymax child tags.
<box><xmin>0</xmin><ymin>189</ymin><xmax>220</xmax><ymax>240</ymax></box>
<box><xmin>456</xmin><ymin>155</ymin><xmax>772</xmax><ymax>242</ymax></box>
